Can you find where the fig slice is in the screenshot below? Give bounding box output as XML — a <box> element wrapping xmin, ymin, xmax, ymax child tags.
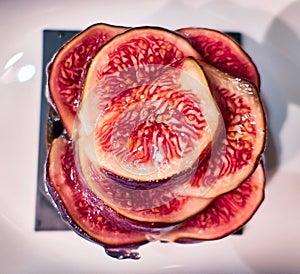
<box><xmin>46</xmin><ymin>135</ymin><xmax>152</xmax><ymax>247</ymax></box>
<box><xmin>47</xmin><ymin>23</ymin><xmax>127</xmax><ymax>136</ymax></box>
<box><xmin>74</xmin><ymin>57</ymin><xmax>221</xmax><ymax>223</ymax></box>
<box><xmin>75</xmin><ymin>27</ymin><xmax>219</xmax><ymax>184</ymax></box>
<box><xmin>182</xmin><ymin>63</ymin><xmax>266</xmax><ymax>198</ymax></box>
<box><xmin>162</xmin><ymin>162</ymin><xmax>265</xmax><ymax>242</ymax></box>
<box><xmin>77</xmin><ymin>57</ymin><xmax>220</xmax><ymax>184</ymax></box>
<box><xmin>177</xmin><ymin>27</ymin><xmax>260</xmax><ymax>88</ymax></box>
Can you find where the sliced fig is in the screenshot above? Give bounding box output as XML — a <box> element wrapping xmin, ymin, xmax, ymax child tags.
<box><xmin>77</xmin><ymin>57</ymin><xmax>220</xmax><ymax>185</ymax></box>
<box><xmin>162</xmin><ymin>162</ymin><xmax>265</xmax><ymax>242</ymax></box>
<box><xmin>73</xmin><ymin>31</ymin><xmax>222</xmax><ymax>222</ymax></box>
<box><xmin>182</xmin><ymin>63</ymin><xmax>266</xmax><ymax>198</ymax></box>
<box><xmin>177</xmin><ymin>27</ymin><xmax>260</xmax><ymax>88</ymax></box>
<box><xmin>48</xmin><ymin>23</ymin><xmax>127</xmax><ymax>136</ymax></box>
<box><xmin>45</xmin><ymin>135</ymin><xmax>152</xmax><ymax>247</ymax></box>
<box><xmin>44</xmin><ymin>24</ymin><xmax>267</xmax><ymax>259</ymax></box>
<box><xmin>76</xmin><ymin>27</ymin><xmax>215</xmax><ymax>184</ymax></box>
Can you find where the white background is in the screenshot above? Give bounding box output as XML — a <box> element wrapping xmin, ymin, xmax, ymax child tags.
<box><xmin>1</xmin><ymin>0</ymin><xmax>300</xmax><ymax>273</ymax></box>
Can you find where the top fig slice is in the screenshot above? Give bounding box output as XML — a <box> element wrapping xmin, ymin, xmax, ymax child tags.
<box><xmin>47</xmin><ymin>23</ymin><xmax>127</xmax><ymax>136</ymax></box>
<box><xmin>177</xmin><ymin>27</ymin><xmax>260</xmax><ymax>88</ymax></box>
<box><xmin>76</xmin><ymin>27</ymin><xmax>220</xmax><ymax>184</ymax></box>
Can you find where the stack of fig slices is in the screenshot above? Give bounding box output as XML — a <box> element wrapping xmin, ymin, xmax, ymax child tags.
<box><xmin>45</xmin><ymin>23</ymin><xmax>266</xmax><ymax>259</ymax></box>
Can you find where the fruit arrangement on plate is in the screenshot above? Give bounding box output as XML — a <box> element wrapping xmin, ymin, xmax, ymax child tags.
<box><xmin>44</xmin><ymin>23</ymin><xmax>266</xmax><ymax>259</ymax></box>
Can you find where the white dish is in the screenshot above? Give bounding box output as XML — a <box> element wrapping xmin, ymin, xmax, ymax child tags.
<box><xmin>1</xmin><ymin>0</ymin><xmax>300</xmax><ymax>273</ymax></box>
